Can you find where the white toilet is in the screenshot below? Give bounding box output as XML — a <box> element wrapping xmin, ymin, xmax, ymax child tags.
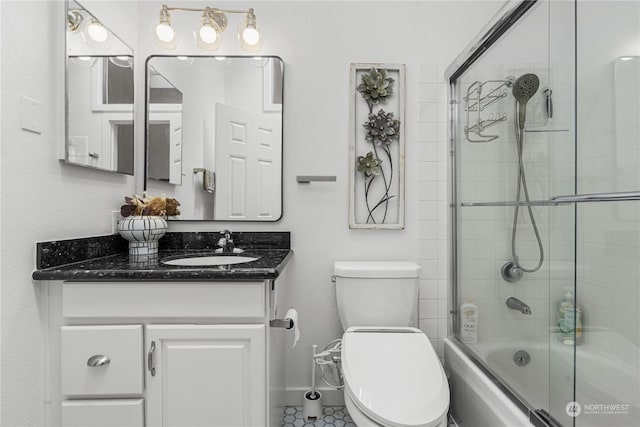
<box><xmin>333</xmin><ymin>261</ymin><xmax>450</xmax><ymax>427</ymax></box>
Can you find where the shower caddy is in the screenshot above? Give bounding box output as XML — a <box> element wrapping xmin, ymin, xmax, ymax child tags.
<box><xmin>463</xmin><ymin>77</ymin><xmax>513</xmax><ymax>142</ymax></box>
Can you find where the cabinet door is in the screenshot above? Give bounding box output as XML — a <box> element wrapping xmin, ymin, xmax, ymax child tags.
<box><xmin>61</xmin><ymin>325</ymin><xmax>143</xmax><ymax>396</ymax></box>
<box><xmin>146</xmin><ymin>324</ymin><xmax>265</xmax><ymax>427</ymax></box>
<box><xmin>61</xmin><ymin>399</ymin><xmax>144</xmax><ymax>427</ymax></box>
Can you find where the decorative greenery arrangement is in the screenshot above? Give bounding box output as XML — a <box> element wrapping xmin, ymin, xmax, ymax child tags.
<box><xmin>120</xmin><ymin>193</ymin><xmax>181</xmax><ymax>217</ymax></box>
<box><xmin>355</xmin><ymin>67</ymin><xmax>401</xmax><ymax>224</ymax></box>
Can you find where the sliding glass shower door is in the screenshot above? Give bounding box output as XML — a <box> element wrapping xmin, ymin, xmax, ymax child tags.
<box><xmin>451</xmin><ymin>0</ymin><xmax>576</xmax><ymax>422</ymax></box>
<box><xmin>572</xmin><ymin>1</ymin><xmax>640</xmax><ymax>426</ymax></box>
<box><xmin>450</xmin><ymin>0</ymin><xmax>640</xmax><ymax>426</ymax></box>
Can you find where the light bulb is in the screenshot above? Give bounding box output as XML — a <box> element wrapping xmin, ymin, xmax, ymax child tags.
<box><xmin>70</xmin><ymin>56</ymin><xmax>97</xmax><ymax>67</ymax></box>
<box><xmin>195</xmin><ymin>11</ymin><xmax>223</xmax><ymax>51</ymax></box>
<box><xmin>87</xmin><ymin>20</ymin><xmax>108</xmax><ymax>43</ymax></box>
<box><xmin>155</xmin><ymin>22</ymin><xmax>175</xmax><ymax>43</ymax></box>
<box><xmin>199</xmin><ymin>25</ymin><xmax>218</xmax><ymax>44</ymax></box>
<box><xmin>241</xmin><ymin>27</ymin><xmax>260</xmax><ymax>46</ymax></box>
<box><xmin>109</xmin><ymin>56</ymin><xmax>133</xmax><ymax>68</ymax></box>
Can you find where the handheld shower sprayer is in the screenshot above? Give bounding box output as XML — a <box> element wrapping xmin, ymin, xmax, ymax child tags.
<box><xmin>501</xmin><ymin>72</ymin><xmax>544</xmax><ymax>282</ymax></box>
<box><xmin>512</xmin><ymin>73</ymin><xmax>540</xmax><ymax>129</ymax></box>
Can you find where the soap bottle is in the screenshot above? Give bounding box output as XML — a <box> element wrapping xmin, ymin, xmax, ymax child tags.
<box><xmin>460</xmin><ymin>300</ymin><xmax>479</xmax><ymax>344</ymax></box>
<box><xmin>558</xmin><ymin>287</ymin><xmax>582</xmax><ymax>345</ymax></box>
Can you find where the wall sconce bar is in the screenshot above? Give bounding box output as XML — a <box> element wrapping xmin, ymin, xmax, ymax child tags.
<box><xmin>296</xmin><ymin>176</ymin><xmax>337</xmax><ymax>184</ymax></box>
<box><xmin>154</xmin><ymin>4</ymin><xmax>263</xmax><ymax>52</ymax></box>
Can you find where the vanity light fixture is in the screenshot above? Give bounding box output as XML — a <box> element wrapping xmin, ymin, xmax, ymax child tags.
<box><xmin>195</xmin><ymin>7</ymin><xmax>224</xmax><ymax>50</ymax></box>
<box><xmin>238</xmin><ymin>8</ymin><xmax>263</xmax><ymax>52</ymax></box>
<box><xmin>153</xmin><ymin>4</ymin><xmax>262</xmax><ymax>52</ymax></box>
<box><xmin>155</xmin><ymin>5</ymin><xmax>176</xmax><ymax>49</ymax></box>
<box><xmin>67</xmin><ymin>9</ymin><xmax>111</xmax><ymax>49</ymax></box>
<box><xmin>67</xmin><ymin>10</ymin><xmax>82</xmax><ymax>33</ymax></box>
<box><xmin>85</xmin><ymin>18</ymin><xmax>109</xmax><ymax>43</ymax></box>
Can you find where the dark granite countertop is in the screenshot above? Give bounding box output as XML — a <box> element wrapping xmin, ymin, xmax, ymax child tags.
<box><xmin>32</xmin><ymin>232</ymin><xmax>292</xmax><ymax>282</ymax></box>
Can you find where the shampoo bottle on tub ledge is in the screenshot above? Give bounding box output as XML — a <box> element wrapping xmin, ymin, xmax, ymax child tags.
<box><xmin>460</xmin><ymin>300</ymin><xmax>479</xmax><ymax>344</ymax></box>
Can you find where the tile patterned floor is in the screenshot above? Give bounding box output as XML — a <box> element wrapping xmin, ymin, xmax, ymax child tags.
<box><xmin>282</xmin><ymin>406</ymin><xmax>355</xmax><ymax>427</ymax></box>
<box><xmin>282</xmin><ymin>405</ymin><xmax>458</xmax><ymax>426</ymax></box>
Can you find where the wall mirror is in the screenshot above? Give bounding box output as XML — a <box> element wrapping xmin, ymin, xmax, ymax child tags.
<box><xmin>145</xmin><ymin>56</ymin><xmax>284</xmax><ymax>221</ymax></box>
<box><xmin>65</xmin><ymin>0</ymin><xmax>134</xmax><ymax>174</ymax></box>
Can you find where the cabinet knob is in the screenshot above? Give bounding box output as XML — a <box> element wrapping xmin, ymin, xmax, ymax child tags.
<box><xmin>86</xmin><ymin>354</ymin><xmax>110</xmax><ymax>367</ymax></box>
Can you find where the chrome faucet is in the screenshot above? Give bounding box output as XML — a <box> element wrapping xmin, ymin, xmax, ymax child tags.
<box><xmin>216</xmin><ymin>229</ymin><xmax>236</xmax><ymax>253</ymax></box>
<box><xmin>506</xmin><ymin>297</ymin><xmax>532</xmax><ymax>315</ymax></box>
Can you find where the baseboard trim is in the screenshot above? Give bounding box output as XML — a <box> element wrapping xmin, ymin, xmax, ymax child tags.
<box><xmin>284</xmin><ymin>387</ymin><xmax>345</xmax><ymax>407</ymax></box>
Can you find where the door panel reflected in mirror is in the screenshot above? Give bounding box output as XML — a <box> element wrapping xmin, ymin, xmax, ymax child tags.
<box><xmin>66</xmin><ymin>0</ymin><xmax>134</xmax><ymax>174</ymax></box>
<box><xmin>145</xmin><ymin>56</ymin><xmax>283</xmax><ymax>221</ymax></box>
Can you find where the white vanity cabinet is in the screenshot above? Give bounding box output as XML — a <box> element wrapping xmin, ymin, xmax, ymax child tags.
<box><xmin>145</xmin><ymin>324</ymin><xmax>265</xmax><ymax>426</ymax></box>
<box><xmin>46</xmin><ymin>276</ymin><xmax>289</xmax><ymax>427</ymax></box>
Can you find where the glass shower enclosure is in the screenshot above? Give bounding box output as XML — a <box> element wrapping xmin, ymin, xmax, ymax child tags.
<box><xmin>447</xmin><ymin>0</ymin><xmax>639</xmax><ymax>425</ymax></box>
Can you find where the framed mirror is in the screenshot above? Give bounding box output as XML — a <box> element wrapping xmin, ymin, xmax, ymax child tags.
<box><xmin>145</xmin><ymin>56</ymin><xmax>284</xmax><ymax>221</ymax></box>
<box><xmin>65</xmin><ymin>0</ymin><xmax>134</xmax><ymax>174</ymax></box>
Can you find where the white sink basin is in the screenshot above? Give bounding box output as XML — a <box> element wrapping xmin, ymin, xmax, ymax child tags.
<box><xmin>161</xmin><ymin>255</ymin><xmax>259</xmax><ymax>267</ymax></box>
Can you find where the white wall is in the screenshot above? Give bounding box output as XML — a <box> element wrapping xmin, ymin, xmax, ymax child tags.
<box><xmin>1</xmin><ymin>1</ymin><xmax>135</xmax><ymax>425</ymax></box>
<box><xmin>1</xmin><ymin>0</ymin><xmax>502</xmax><ymax>422</ymax></box>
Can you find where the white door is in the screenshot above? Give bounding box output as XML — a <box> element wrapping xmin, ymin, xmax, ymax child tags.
<box><xmin>215</xmin><ymin>104</ymin><xmax>282</xmax><ymax>220</ymax></box>
<box><xmin>148</xmin><ymin>111</ymin><xmax>183</xmax><ymax>185</ymax></box>
<box><xmin>145</xmin><ymin>324</ymin><xmax>266</xmax><ymax>427</ymax></box>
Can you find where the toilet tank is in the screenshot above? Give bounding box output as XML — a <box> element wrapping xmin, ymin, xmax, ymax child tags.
<box><xmin>333</xmin><ymin>261</ymin><xmax>421</xmax><ymax>330</ymax></box>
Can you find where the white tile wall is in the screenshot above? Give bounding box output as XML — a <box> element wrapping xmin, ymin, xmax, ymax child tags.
<box><xmin>576</xmin><ymin>1</ymin><xmax>640</xmax><ymax>351</ymax></box>
<box><xmin>416</xmin><ymin>64</ymin><xmax>450</xmax><ymax>360</ymax></box>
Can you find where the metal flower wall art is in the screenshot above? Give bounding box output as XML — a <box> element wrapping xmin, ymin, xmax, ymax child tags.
<box><xmin>350</xmin><ymin>64</ymin><xmax>405</xmax><ymax>229</ymax></box>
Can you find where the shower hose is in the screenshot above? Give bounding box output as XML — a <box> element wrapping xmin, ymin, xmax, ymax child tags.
<box><xmin>511</xmin><ymin>101</ymin><xmax>544</xmax><ymax>273</ymax></box>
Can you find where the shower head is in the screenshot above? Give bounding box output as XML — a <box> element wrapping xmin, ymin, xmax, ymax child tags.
<box><xmin>513</xmin><ymin>73</ymin><xmax>540</xmax><ymax>103</ymax></box>
<box><xmin>512</xmin><ymin>73</ymin><xmax>540</xmax><ymax>129</ymax></box>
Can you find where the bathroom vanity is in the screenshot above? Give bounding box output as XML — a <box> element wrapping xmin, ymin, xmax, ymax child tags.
<box><xmin>33</xmin><ymin>232</ymin><xmax>293</xmax><ymax>427</ymax></box>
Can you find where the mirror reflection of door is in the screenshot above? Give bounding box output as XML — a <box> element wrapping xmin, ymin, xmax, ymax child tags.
<box><xmin>145</xmin><ymin>56</ymin><xmax>284</xmax><ymax>221</ymax></box>
<box><xmin>67</xmin><ymin>57</ymin><xmax>134</xmax><ymax>174</ymax></box>
<box><xmin>65</xmin><ymin>1</ymin><xmax>134</xmax><ymax>174</ymax></box>
<box><xmin>215</xmin><ymin>104</ymin><xmax>282</xmax><ymax>220</ymax></box>
<box><xmin>147</xmin><ymin>67</ymin><xmax>183</xmax><ymax>185</ymax></box>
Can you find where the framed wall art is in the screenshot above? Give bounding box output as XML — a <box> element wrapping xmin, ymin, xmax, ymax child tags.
<box><xmin>349</xmin><ymin>63</ymin><xmax>405</xmax><ymax>229</ymax></box>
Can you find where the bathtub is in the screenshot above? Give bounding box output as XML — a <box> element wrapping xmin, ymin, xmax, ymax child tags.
<box><xmin>445</xmin><ymin>339</ymin><xmax>533</xmax><ymax>427</ymax></box>
<box><xmin>445</xmin><ymin>333</ymin><xmax>639</xmax><ymax>427</ymax></box>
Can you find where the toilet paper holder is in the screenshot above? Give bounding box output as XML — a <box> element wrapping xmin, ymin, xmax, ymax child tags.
<box><xmin>274</xmin><ymin>308</ymin><xmax>300</xmax><ymax>348</ymax></box>
<box><xmin>270</xmin><ymin>318</ymin><xmax>294</xmax><ymax>329</ymax></box>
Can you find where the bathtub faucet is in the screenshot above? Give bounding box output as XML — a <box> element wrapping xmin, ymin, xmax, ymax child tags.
<box><xmin>506</xmin><ymin>297</ymin><xmax>532</xmax><ymax>315</ymax></box>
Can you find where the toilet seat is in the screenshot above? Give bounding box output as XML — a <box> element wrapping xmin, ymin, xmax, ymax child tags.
<box><xmin>341</xmin><ymin>327</ymin><xmax>449</xmax><ymax>427</ymax></box>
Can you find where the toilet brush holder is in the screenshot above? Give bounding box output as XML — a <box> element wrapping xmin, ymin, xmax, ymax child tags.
<box><xmin>302</xmin><ymin>390</ymin><xmax>323</xmax><ymax>419</ymax></box>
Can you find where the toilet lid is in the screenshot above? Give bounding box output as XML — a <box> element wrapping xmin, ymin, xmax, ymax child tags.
<box><xmin>341</xmin><ymin>327</ymin><xmax>449</xmax><ymax>427</ymax></box>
